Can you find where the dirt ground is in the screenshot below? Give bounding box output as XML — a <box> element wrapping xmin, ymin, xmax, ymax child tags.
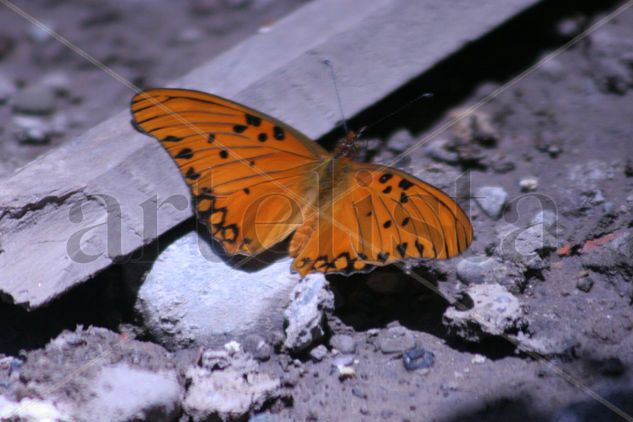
<box><xmin>1</xmin><ymin>0</ymin><xmax>633</xmax><ymax>421</ymax></box>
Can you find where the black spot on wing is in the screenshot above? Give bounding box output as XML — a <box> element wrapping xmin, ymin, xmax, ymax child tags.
<box><xmin>245</xmin><ymin>114</ymin><xmax>262</xmax><ymax>127</ymax></box>
<box><xmin>208</xmin><ymin>134</ymin><xmax>215</xmax><ymax>143</ymax></box>
<box><xmin>219</xmin><ymin>150</ymin><xmax>229</xmax><ymax>159</ymax></box>
<box><xmin>175</xmin><ymin>148</ymin><xmax>194</xmax><ymax>159</ymax></box>
<box><xmin>382</xmin><ymin>186</ymin><xmax>392</xmax><ymax>194</ymax></box>
<box><xmin>258</xmin><ymin>133</ymin><xmax>268</xmax><ymax>142</ymax></box>
<box><xmin>399</xmin><ymin>179</ymin><xmax>414</xmax><ymax>190</ymax></box>
<box><xmin>162</xmin><ymin>135</ymin><xmax>181</xmax><ymax>143</ymax></box>
<box><xmin>186</xmin><ymin>167</ymin><xmax>200</xmax><ymax>180</ymax></box>
<box><xmin>415</xmin><ymin>240</ymin><xmax>424</xmax><ymax>256</ymax></box>
<box><xmin>383</xmin><ymin>220</ymin><xmax>392</xmax><ymax>229</ymax></box>
<box><xmin>377</xmin><ymin>252</ymin><xmax>389</xmax><ymax>263</ymax></box>
<box><xmin>396</xmin><ymin>242</ymin><xmax>408</xmax><ymax>257</ymax></box>
<box><xmin>233</xmin><ymin>124</ymin><xmax>247</xmax><ymax>133</ymax></box>
<box><xmin>273</xmin><ymin>126</ymin><xmax>285</xmax><ymax>140</ymax></box>
<box><xmin>379</xmin><ymin>173</ymin><xmax>393</xmax><ymax>183</ymax></box>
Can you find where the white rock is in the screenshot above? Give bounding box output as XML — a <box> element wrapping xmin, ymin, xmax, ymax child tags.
<box><xmin>0</xmin><ymin>396</ymin><xmax>71</xmax><ymax>422</ymax></box>
<box><xmin>519</xmin><ymin>176</ymin><xmax>538</xmax><ymax>192</ymax></box>
<box><xmin>443</xmin><ymin>284</ymin><xmax>526</xmax><ymax>342</ymax></box>
<box><xmin>475</xmin><ymin>186</ymin><xmax>508</xmax><ymax>219</ymax></box>
<box><xmin>184</xmin><ymin>348</ymin><xmax>282</xmax><ymax>421</ymax></box>
<box><xmin>71</xmin><ymin>364</ymin><xmax>182</xmax><ymax>422</ymax></box>
<box><xmin>283</xmin><ymin>275</ymin><xmax>334</xmax><ymax>352</ymax></box>
<box><xmin>136</xmin><ymin>231</ymin><xmax>301</xmax><ymax>350</ymax></box>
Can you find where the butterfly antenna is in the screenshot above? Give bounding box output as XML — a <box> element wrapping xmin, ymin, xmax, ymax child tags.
<box><xmin>323</xmin><ymin>59</ymin><xmax>349</xmax><ymax>136</ymax></box>
<box><xmin>362</xmin><ymin>92</ymin><xmax>433</xmax><ymax>134</ymax></box>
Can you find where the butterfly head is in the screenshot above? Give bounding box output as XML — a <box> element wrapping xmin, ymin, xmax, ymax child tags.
<box><xmin>334</xmin><ymin>126</ymin><xmax>367</xmax><ymax>159</ymax></box>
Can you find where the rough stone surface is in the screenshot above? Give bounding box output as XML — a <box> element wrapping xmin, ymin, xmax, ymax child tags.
<box><xmin>309</xmin><ymin>345</ymin><xmax>328</xmax><ymax>362</ymax></box>
<box><xmin>183</xmin><ymin>347</ymin><xmax>284</xmax><ymax>421</ymax></box>
<box><xmin>283</xmin><ymin>275</ymin><xmax>334</xmax><ymax>353</ymax></box>
<box><xmin>376</xmin><ymin>326</ymin><xmax>416</xmax><ymax>354</ymax></box>
<box><xmin>2</xmin><ymin>327</ymin><xmax>181</xmax><ymax>422</ymax></box>
<box><xmin>456</xmin><ymin>255</ymin><xmax>525</xmax><ymax>290</ymax></box>
<box><xmin>136</xmin><ymin>231</ymin><xmax>300</xmax><ymax>350</ymax></box>
<box><xmin>0</xmin><ymin>0</ymin><xmax>544</xmax><ymax>310</ymax></box>
<box><xmin>329</xmin><ymin>334</ymin><xmax>356</xmax><ymax>354</ymax></box>
<box><xmin>475</xmin><ymin>186</ymin><xmax>508</xmax><ymax>219</ymax></box>
<box><xmin>443</xmin><ymin>284</ymin><xmax>526</xmax><ymax>342</ymax></box>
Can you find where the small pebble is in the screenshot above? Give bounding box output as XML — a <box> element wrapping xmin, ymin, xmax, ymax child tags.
<box><xmin>329</xmin><ymin>334</ymin><xmax>356</xmax><ymax>354</ymax></box>
<box><xmin>471</xmin><ymin>354</ymin><xmax>486</xmax><ymax>364</ymax></box>
<box><xmin>386</xmin><ymin>129</ymin><xmax>413</xmax><ymax>152</ymax></box>
<box><xmin>576</xmin><ymin>277</ymin><xmax>594</xmax><ymax>293</ymax></box>
<box><xmin>40</xmin><ymin>72</ymin><xmax>71</xmax><ymax>96</ymax></box>
<box><xmin>475</xmin><ymin>186</ymin><xmax>508</xmax><ymax>219</ymax></box>
<box><xmin>402</xmin><ymin>347</ymin><xmax>435</xmax><ymax>371</ymax></box>
<box><xmin>243</xmin><ymin>334</ymin><xmax>272</xmax><ymax>361</ymax></box>
<box><xmin>223</xmin><ymin>340</ymin><xmax>241</xmax><ymax>354</ymax></box>
<box><xmin>351</xmin><ymin>387</ymin><xmax>367</xmax><ymax>399</ymax></box>
<box><xmin>309</xmin><ymin>345</ymin><xmax>328</xmax><ymax>362</ymax></box>
<box><xmin>519</xmin><ymin>176</ymin><xmax>539</xmax><ymax>192</ymax></box>
<box><xmin>12</xmin><ymin>86</ymin><xmax>56</xmax><ymax>115</ymax></box>
<box><xmin>336</xmin><ymin>365</ymin><xmax>355</xmax><ymax>380</ymax></box>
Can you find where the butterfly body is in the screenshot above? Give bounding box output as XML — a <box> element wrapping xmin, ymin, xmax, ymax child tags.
<box><xmin>131</xmin><ymin>88</ymin><xmax>473</xmax><ymax>277</ymax></box>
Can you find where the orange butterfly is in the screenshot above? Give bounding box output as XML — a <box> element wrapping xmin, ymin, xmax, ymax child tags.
<box><xmin>131</xmin><ymin>89</ymin><xmax>473</xmax><ymax>276</ymax></box>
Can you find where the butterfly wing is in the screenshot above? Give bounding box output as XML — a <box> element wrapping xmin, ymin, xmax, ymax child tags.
<box><xmin>131</xmin><ymin>88</ymin><xmax>327</xmax><ymax>255</ymax></box>
<box><xmin>290</xmin><ymin>161</ymin><xmax>473</xmax><ymax>276</ymax></box>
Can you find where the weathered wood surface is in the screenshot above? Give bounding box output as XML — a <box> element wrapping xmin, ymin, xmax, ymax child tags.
<box><xmin>0</xmin><ymin>0</ymin><xmax>542</xmax><ymax>309</ymax></box>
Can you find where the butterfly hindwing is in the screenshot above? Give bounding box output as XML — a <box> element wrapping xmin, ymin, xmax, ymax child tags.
<box><xmin>289</xmin><ymin>161</ymin><xmax>473</xmax><ymax>276</ymax></box>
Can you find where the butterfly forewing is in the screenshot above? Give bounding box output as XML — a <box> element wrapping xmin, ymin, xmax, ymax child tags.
<box><xmin>131</xmin><ymin>88</ymin><xmax>325</xmax><ymax>255</ymax></box>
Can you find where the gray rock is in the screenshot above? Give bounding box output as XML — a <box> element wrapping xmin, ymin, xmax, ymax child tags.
<box><xmin>184</xmin><ymin>347</ymin><xmax>283</xmax><ymax>421</ymax></box>
<box><xmin>330</xmin><ymin>334</ymin><xmax>356</xmax><ymax>354</ymax></box>
<box><xmin>5</xmin><ymin>327</ymin><xmax>181</xmax><ymax>422</ymax></box>
<box><xmin>581</xmin><ymin>230</ymin><xmax>633</xmax><ymax>275</ymax></box>
<box><xmin>496</xmin><ymin>223</ymin><xmax>559</xmax><ymax>270</ymax></box>
<box><xmin>136</xmin><ymin>231</ymin><xmax>300</xmax><ymax>350</ymax></box>
<box><xmin>283</xmin><ymin>275</ymin><xmax>334</xmax><ymax>352</ymax></box>
<box><xmin>243</xmin><ymin>335</ymin><xmax>272</xmax><ymax>362</ymax></box>
<box><xmin>402</xmin><ymin>347</ymin><xmax>435</xmax><ymax>371</ymax></box>
<box><xmin>12</xmin><ymin>86</ymin><xmax>56</xmax><ymax>115</ymax></box>
<box><xmin>386</xmin><ymin>129</ymin><xmax>414</xmax><ymax>152</ymax></box>
<box><xmin>40</xmin><ymin>72</ymin><xmax>72</xmax><ymax>96</ymax></box>
<box><xmin>376</xmin><ymin>326</ymin><xmax>415</xmax><ymax>354</ymax></box>
<box><xmin>443</xmin><ymin>284</ymin><xmax>526</xmax><ymax>342</ymax></box>
<box><xmin>531</xmin><ymin>210</ymin><xmax>557</xmax><ymax>231</ymax></box>
<box><xmin>456</xmin><ymin>255</ymin><xmax>525</xmax><ymax>292</ymax></box>
<box><xmin>475</xmin><ymin>186</ymin><xmax>508</xmax><ymax>219</ymax></box>
<box><xmin>309</xmin><ymin>345</ymin><xmax>328</xmax><ymax>362</ymax></box>
<box><xmin>576</xmin><ymin>277</ymin><xmax>594</xmax><ymax>293</ymax></box>
<box><xmin>424</xmin><ymin>138</ymin><xmax>459</xmax><ymax>164</ymax></box>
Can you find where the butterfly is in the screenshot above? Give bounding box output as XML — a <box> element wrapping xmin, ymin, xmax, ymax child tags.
<box><xmin>130</xmin><ymin>89</ymin><xmax>473</xmax><ymax>277</ymax></box>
